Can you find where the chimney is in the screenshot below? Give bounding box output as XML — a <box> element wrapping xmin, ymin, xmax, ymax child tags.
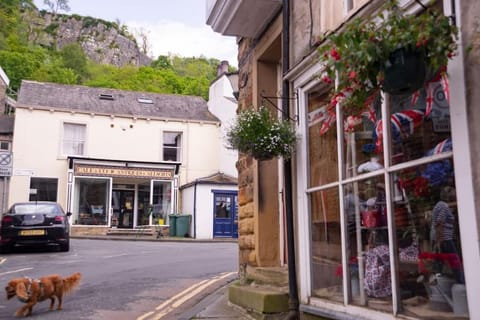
<box><xmin>217</xmin><ymin>60</ymin><xmax>229</xmax><ymax>76</ymax></box>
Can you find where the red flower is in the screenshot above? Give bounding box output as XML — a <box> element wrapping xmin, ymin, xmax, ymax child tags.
<box><xmin>348</xmin><ymin>71</ymin><xmax>357</xmax><ymax>80</ymax></box>
<box><xmin>330</xmin><ymin>48</ymin><xmax>341</xmax><ymax>61</ymax></box>
<box><xmin>322</xmin><ymin>75</ymin><xmax>333</xmax><ymax>84</ymax></box>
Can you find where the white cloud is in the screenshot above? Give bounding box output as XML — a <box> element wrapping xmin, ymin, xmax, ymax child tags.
<box><xmin>128</xmin><ymin>20</ymin><xmax>238</xmax><ymax>68</ymax></box>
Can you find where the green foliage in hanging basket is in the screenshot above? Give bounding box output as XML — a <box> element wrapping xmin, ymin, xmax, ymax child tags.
<box><xmin>226</xmin><ymin>106</ymin><xmax>297</xmax><ymax>160</ymax></box>
<box><xmin>319</xmin><ymin>0</ymin><xmax>458</xmax><ymax>114</ymax></box>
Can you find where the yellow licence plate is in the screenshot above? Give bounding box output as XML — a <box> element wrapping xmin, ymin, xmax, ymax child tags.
<box><xmin>19</xmin><ymin>229</ymin><xmax>45</xmax><ymax>236</ymax></box>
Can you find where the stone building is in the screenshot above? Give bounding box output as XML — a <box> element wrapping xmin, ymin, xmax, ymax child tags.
<box><xmin>208</xmin><ymin>0</ymin><xmax>480</xmax><ymax>319</ymax></box>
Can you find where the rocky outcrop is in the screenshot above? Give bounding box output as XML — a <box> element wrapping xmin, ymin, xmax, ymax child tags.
<box><xmin>29</xmin><ymin>11</ymin><xmax>151</xmax><ymax>67</ymax></box>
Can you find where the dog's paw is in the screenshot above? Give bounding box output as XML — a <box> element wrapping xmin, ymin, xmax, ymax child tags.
<box><xmin>14</xmin><ymin>310</ymin><xmax>24</xmax><ymax>317</ymax></box>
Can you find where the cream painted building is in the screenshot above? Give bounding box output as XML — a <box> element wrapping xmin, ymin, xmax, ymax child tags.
<box><xmin>10</xmin><ymin>80</ymin><xmax>236</xmax><ymax>237</ymax></box>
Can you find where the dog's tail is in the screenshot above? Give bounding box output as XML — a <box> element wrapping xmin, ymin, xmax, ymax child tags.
<box><xmin>62</xmin><ymin>272</ymin><xmax>81</xmax><ymax>295</ymax></box>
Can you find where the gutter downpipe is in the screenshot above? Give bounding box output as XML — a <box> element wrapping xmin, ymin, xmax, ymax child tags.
<box><xmin>282</xmin><ymin>0</ymin><xmax>299</xmax><ymax>318</ymax></box>
<box><xmin>193</xmin><ymin>180</ymin><xmax>197</xmax><ymax>239</ymax></box>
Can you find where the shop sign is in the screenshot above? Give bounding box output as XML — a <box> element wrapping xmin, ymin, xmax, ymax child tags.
<box><xmin>74</xmin><ymin>164</ymin><xmax>174</xmax><ymax>179</ymax></box>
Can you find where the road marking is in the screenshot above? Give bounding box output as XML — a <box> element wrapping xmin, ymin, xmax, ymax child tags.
<box><xmin>0</xmin><ymin>257</ymin><xmax>6</xmax><ymax>265</ymax></box>
<box><xmin>136</xmin><ymin>271</ymin><xmax>236</xmax><ymax>320</ymax></box>
<box><xmin>0</xmin><ymin>267</ymin><xmax>33</xmax><ymax>276</ymax></box>
<box><xmin>104</xmin><ymin>253</ymin><xmax>129</xmax><ymax>258</ymax></box>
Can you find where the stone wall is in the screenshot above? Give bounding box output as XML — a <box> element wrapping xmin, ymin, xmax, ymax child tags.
<box><xmin>237</xmin><ymin>36</ymin><xmax>257</xmax><ymax>267</ymax></box>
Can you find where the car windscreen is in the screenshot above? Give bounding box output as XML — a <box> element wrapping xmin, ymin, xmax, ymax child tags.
<box><xmin>10</xmin><ymin>204</ymin><xmax>62</xmax><ymax>215</ymax></box>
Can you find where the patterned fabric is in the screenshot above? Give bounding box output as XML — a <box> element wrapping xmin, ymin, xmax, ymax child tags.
<box><xmin>432</xmin><ymin>201</ymin><xmax>455</xmax><ymax>241</ymax></box>
<box><xmin>364</xmin><ymin>245</ymin><xmax>392</xmax><ymax>298</ymax></box>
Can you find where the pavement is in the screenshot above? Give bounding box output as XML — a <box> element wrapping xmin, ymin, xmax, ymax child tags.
<box><xmin>70</xmin><ymin>234</ymin><xmax>252</xmax><ymax>320</ymax></box>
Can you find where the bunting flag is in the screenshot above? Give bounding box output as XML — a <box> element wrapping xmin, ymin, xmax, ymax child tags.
<box><xmin>425</xmin><ymin>83</ymin><xmax>435</xmax><ymax>117</ymax></box>
<box><xmin>319</xmin><ymin>112</ymin><xmax>336</xmax><ymax>135</ymax></box>
<box><xmin>440</xmin><ymin>72</ymin><xmax>450</xmax><ymax>104</ymax></box>
<box><xmin>372</xmin><ymin>109</ymin><xmax>425</xmax><ymax>152</ymax></box>
<box><xmin>427</xmin><ymin>138</ymin><xmax>453</xmax><ymax>156</ymax></box>
<box><xmin>344</xmin><ymin>115</ymin><xmax>363</xmax><ymax>132</ymax></box>
<box><xmin>361</xmin><ymin>102</ymin><xmax>377</xmax><ymax>123</ymax></box>
<box><xmin>411</xmin><ymin>90</ymin><xmax>421</xmax><ymax>106</ymax></box>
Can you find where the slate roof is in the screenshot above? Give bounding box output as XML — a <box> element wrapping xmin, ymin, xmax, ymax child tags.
<box><xmin>179</xmin><ymin>172</ymin><xmax>238</xmax><ymax>190</ymax></box>
<box><xmin>16</xmin><ymin>80</ymin><xmax>220</xmax><ymax>123</ymax></box>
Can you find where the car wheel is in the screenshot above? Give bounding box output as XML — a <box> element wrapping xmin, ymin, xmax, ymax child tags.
<box><xmin>60</xmin><ymin>241</ymin><xmax>70</xmax><ymax>252</ymax></box>
<box><xmin>0</xmin><ymin>245</ymin><xmax>13</xmax><ymax>254</ymax></box>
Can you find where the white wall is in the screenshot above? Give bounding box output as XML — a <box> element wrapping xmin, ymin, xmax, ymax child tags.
<box><xmin>9</xmin><ymin>107</ymin><xmax>221</xmax><ymax>208</ymax></box>
<box><xmin>207</xmin><ymin>74</ymin><xmax>238</xmax><ymax>178</ymax></box>
<box><xmin>182</xmin><ymin>183</ymin><xmax>237</xmax><ymax>239</ymax></box>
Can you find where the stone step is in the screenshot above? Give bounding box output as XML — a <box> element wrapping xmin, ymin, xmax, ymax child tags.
<box><xmin>228</xmin><ymin>281</ymin><xmax>289</xmax><ymax>318</ymax></box>
<box><xmin>106</xmin><ymin>228</ymin><xmax>155</xmax><ymax>236</ymax></box>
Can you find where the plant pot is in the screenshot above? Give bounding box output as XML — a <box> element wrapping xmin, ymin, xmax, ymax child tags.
<box><xmin>252</xmin><ymin>150</ymin><xmax>274</xmax><ymax>161</ymax></box>
<box><xmin>382</xmin><ymin>47</ymin><xmax>426</xmax><ymax>95</ymax></box>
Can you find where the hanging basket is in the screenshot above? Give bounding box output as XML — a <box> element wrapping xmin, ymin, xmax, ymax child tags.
<box><xmin>251</xmin><ymin>150</ymin><xmax>275</xmax><ymax>161</ymax></box>
<box><xmin>382</xmin><ymin>47</ymin><xmax>427</xmax><ymax>95</ymax></box>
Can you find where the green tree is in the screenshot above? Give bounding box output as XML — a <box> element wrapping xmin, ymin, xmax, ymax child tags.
<box><xmin>43</xmin><ymin>0</ymin><xmax>70</xmax><ymax>14</ymax></box>
<box><xmin>0</xmin><ymin>44</ymin><xmax>46</xmax><ymax>91</ymax></box>
<box><xmin>151</xmin><ymin>55</ymin><xmax>172</xmax><ymax>70</ymax></box>
<box><xmin>59</xmin><ymin>42</ymin><xmax>88</xmax><ymax>81</ymax></box>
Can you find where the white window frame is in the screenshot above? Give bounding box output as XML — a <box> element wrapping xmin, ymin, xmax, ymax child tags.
<box><xmin>62</xmin><ymin>122</ymin><xmax>86</xmax><ymax>157</ymax></box>
<box><xmin>292</xmin><ymin>1</ymin><xmax>479</xmax><ymax>316</ymax></box>
<box><xmin>162</xmin><ymin>131</ymin><xmax>182</xmax><ymax>162</ymax></box>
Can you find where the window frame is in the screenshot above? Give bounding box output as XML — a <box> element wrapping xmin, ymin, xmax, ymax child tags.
<box><xmin>29</xmin><ymin>177</ymin><xmax>58</xmax><ymax>202</ymax></box>
<box><xmin>162</xmin><ymin>131</ymin><xmax>182</xmax><ymax>162</ymax></box>
<box><xmin>62</xmin><ymin>122</ymin><xmax>87</xmax><ymax>157</ymax></box>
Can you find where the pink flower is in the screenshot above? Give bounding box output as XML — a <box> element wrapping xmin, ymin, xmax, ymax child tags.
<box><xmin>348</xmin><ymin>71</ymin><xmax>357</xmax><ymax>80</ymax></box>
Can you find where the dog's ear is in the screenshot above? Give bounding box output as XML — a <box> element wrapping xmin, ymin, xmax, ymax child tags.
<box><xmin>15</xmin><ymin>281</ymin><xmax>29</xmax><ymax>301</ymax></box>
<box><xmin>5</xmin><ymin>280</ymin><xmax>18</xmax><ymax>300</ymax></box>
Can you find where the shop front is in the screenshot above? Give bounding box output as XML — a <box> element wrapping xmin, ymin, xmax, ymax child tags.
<box><xmin>67</xmin><ymin>157</ymin><xmax>179</xmax><ymax>230</ymax></box>
<box><xmin>293</xmin><ymin>54</ymin><xmax>473</xmax><ymax>318</ymax></box>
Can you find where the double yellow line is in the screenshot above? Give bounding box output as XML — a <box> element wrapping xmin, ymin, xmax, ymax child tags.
<box><xmin>137</xmin><ymin>271</ymin><xmax>236</xmax><ymax>320</ymax></box>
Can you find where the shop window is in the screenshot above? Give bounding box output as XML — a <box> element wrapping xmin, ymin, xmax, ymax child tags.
<box><xmin>63</xmin><ymin>123</ymin><xmax>86</xmax><ymax>156</ymax></box>
<box><xmin>29</xmin><ymin>178</ymin><xmax>58</xmax><ymax>202</ymax></box>
<box><xmin>305</xmin><ymin>78</ymin><xmax>466</xmax><ymax>317</ymax></box>
<box><xmin>73</xmin><ymin>178</ymin><xmax>109</xmax><ymax>225</ymax></box>
<box><xmin>163</xmin><ymin>132</ymin><xmax>182</xmax><ymax>162</ymax></box>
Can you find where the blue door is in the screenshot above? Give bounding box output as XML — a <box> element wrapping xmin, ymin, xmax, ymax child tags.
<box><xmin>213</xmin><ymin>192</ymin><xmax>238</xmax><ymax>238</ymax></box>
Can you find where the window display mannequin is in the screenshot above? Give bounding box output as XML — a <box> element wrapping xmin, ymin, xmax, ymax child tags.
<box><xmin>431</xmin><ymin>187</ymin><xmax>464</xmax><ymax>284</ymax></box>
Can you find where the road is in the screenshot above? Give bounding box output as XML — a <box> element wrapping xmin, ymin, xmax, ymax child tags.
<box><xmin>0</xmin><ymin>239</ymin><xmax>238</xmax><ymax>320</ymax></box>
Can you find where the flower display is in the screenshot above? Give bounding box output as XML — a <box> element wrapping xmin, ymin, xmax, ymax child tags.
<box><xmin>319</xmin><ymin>0</ymin><xmax>458</xmax><ymax>117</ymax></box>
<box><xmin>226</xmin><ymin>106</ymin><xmax>297</xmax><ymax>160</ymax></box>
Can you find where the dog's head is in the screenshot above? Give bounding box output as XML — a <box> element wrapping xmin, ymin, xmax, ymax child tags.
<box><xmin>5</xmin><ymin>279</ymin><xmax>19</xmax><ymax>300</ymax></box>
<box><xmin>5</xmin><ymin>279</ymin><xmax>29</xmax><ymax>302</ymax></box>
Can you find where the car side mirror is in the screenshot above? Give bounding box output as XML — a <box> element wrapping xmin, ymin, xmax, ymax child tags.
<box><xmin>66</xmin><ymin>212</ymin><xmax>72</xmax><ymax>217</ymax></box>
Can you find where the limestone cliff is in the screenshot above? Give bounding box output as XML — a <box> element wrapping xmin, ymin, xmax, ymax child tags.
<box><xmin>28</xmin><ymin>10</ymin><xmax>151</xmax><ymax>67</ymax></box>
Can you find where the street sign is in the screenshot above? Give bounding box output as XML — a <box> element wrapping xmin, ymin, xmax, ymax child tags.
<box><xmin>0</xmin><ymin>151</ymin><xmax>12</xmax><ymax>177</ymax></box>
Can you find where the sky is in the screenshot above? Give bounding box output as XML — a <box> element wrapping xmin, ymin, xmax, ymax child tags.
<box><xmin>33</xmin><ymin>0</ymin><xmax>238</xmax><ymax>67</ymax></box>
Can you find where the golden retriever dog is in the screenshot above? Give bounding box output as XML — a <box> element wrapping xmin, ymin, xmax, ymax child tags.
<box><xmin>5</xmin><ymin>272</ymin><xmax>81</xmax><ymax>317</ymax></box>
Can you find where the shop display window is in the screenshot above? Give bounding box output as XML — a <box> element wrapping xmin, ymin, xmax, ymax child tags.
<box><xmin>73</xmin><ymin>178</ymin><xmax>110</xmax><ymax>225</ymax></box>
<box><xmin>305</xmin><ymin>78</ymin><xmax>467</xmax><ymax>317</ymax></box>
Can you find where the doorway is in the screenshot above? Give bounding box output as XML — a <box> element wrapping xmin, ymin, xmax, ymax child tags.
<box><xmin>213</xmin><ymin>192</ymin><xmax>238</xmax><ymax>238</ymax></box>
<box><xmin>112</xmin><ymin>190</ymin><xmax>135</xmax><ymax>228</ymax></box>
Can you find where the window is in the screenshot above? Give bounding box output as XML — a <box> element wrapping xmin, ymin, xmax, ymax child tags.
<box><xmin>29</xmin><ymin>178</ymin><xmax>58</xmax><ymax>201</ymax></box>
<box><xmin>163</xmin><ymin>132</ymin><xmax>182</xmax><ymax>161</ymax></box>
<box><xmin>63</xmin><ymin>123</ymin><xmax>86</xmax><ymax>156</ymax></box>
<box><xmin>73</xmin><ymin>178</ymin><xmax>110</xmax><ymax>226</ymax></box>
<box><xmin>0</xmin><ymin>141</ymin><xmax>10</xmax><ymax>151</ymax></box>
<box><xmin>304</xmin><ymin>78</ymin><xmax>466</xmax><ymax>317</ymax></box>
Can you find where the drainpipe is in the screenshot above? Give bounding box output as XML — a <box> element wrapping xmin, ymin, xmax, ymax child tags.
<box><xmin>193</xmin><ymin>180</ymin><xmax>198</xmax><ymax>239</ymax></box>
<box><xmin>282</xmin><ymin>0</ymin><xmax>299</xmax><ymax>318</ymax></box>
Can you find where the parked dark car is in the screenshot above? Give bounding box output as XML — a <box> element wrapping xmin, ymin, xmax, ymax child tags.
<box><xmin>0</xmin><ymin>202</ymin><xmax>71</xmax><ymax>252</ymax></box>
